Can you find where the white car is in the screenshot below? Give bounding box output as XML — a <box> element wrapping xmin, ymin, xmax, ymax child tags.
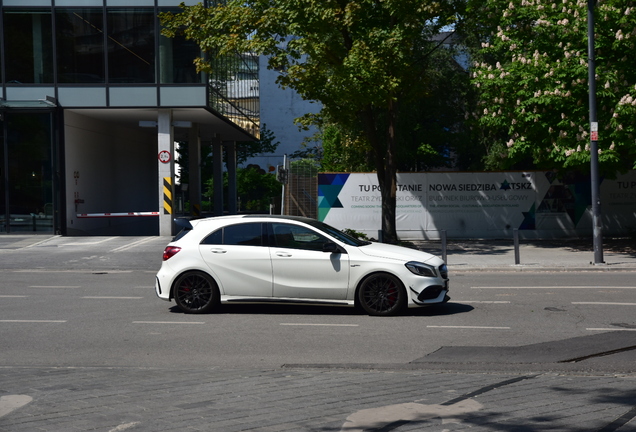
<box><xmin>155</xmin><ymin>215</ymin><xmax>449</xmax><ymax>316</ymax></box>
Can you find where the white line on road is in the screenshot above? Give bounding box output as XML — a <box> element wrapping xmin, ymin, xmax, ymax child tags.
<box><xmin>573</xmin><ymin>302</ymin><xmax>636</xmax><ymax>306</ymax></box>
<box><xmin>0</xmin><ymin>295</ymin><xmax>27</xmax><ymax>298</ymax></box>
<box><xmin>110</xmin><ymin>237</ymin><xmax>157</xmax><ymax>252</ymax></box>
<box><xmin>60</xmin><ymin>237</ymin><xmax>118</xmax><ymax>246</ymax></box>
<box><xmin>587</xmin><ymin>328</ymin><xmax>636</xmax><ymax>331</ymax></box>
<box><xmin>0</xmin><ymin>320</ymin><xmax>66</xmax><ymax>323</ymax></box>
<box><xmin>456</xmin><ymin>301</ymin><xmax>511</xmax><ymax>304</ymax></box>
<box><xmin>28</xmin><ymin>286</ymin><xmax>80</xmax><ymax>288</ymax></box>
<box><xmin>426</xmin><ymin>325</ymin><xmax>511</xmax><ymax>329</ymax></box>
<box><xmin>472</xmin><ymin>286</ymin><xmax>636</xmax><ymax>289</ymax></box>
<box><xmin>82</xmin><ymin>296</ymin><xmax>143</xmax><ymax>299</ymax></box>
<box><xmin>109</xmin><ymin>422</ymin><xmax>141</xmax><ymax>432</ymax></box>
<box><xmin>280</xmin><ymin>323</ymin><xmax>359</xmax><ymax>327</ymax></box>
<box><xmin>132</xmin><ymin>321</ymin><xmax>205</xmax><ymax>324</ymax></box>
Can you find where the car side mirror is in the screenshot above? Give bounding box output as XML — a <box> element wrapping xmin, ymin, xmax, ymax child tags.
<box><xmin>323</xmin><ymin>242</ymin><xmax>344</xmax><ymax>254</ymax></box>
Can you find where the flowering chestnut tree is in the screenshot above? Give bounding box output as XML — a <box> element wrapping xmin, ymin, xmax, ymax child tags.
<box><xmin>468</xmin><ymin>0</ymin><xmax>636</xmax><ymax>173</ymax></box>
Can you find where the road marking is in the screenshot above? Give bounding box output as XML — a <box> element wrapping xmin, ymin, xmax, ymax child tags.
<box><xmin>426</xmin><ymin>325</ymin><xmax>511</xmax><ymax>329</ymax></box>
<box><xmin>0</xmin><ymin>320</ymin><xmax>66</xmax><ymax>323</ymax></box>
<box><xmin>109</xmin><ymin>422</ymin><xmax>141</xmax><ymax>432</ymax></box>
<box><xmin>280</xmin><ymin>323</ymin><xmax>359</xmax><ymax>327</ymax></box>
<box><xmin>587</xmin><ymin>328</ymin><xmax>636</xmax><ymax>331</ymax></box>
<box><xmin>0</xmin><ymin>295</ymin><xmax>27</xmax><ymax>298</ymax></box>
<box><xmin>472</xmin><ymin>286</ymin><xmax>636</xmax><ymax>289</ymax></box>
<box><xmin>573</xmin><ymin>302</ymin><xmax>636</xmax><ymax>306</ymax></box>
<box><xmin>110</xmin><ymin>237</ymin><xmax>157</xmax><ymax>252</ymax></box>
<box><xmin>61</xmin><ymin>237</ymin><xmax>118</xmax><ymax>246</ymax></box>
<box><xmin>28</xmin><ymin>286</ymin><xmax>80</xmax><ymax>288</ymax></box>
<box><xmin>457</xmin><ymin>301</ymin><xmax>511</xmax><ymax>304</ymax></box>
<box><xmin>133</xmin><ymin>321</ymin><xmax>205</xmax><ymax>324</ymax></box>
<box><xmin>0</xmin><ymin>395</ymin><xmax>33</xmax><ymax>418</ymax></box>
<box><xmin>82</xmin><ymin>296</ymin><xmax>143</xmax><ymax>299</ymax></box>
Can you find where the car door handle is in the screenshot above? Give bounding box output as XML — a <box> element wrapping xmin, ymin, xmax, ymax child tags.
<box><xmin>210</xmin><ymin>248</ymin><xmax>227</xmax><ymax>254</ymax></box>
<box><xmin>276</xmin><ymin>251</ymin><xmax>292</xmax><ymax>257</ymax></box>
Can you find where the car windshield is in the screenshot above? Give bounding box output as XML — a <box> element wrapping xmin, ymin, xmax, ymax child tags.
<box><xmin>304</xmin><ymin>219</ymin><xmax>371</xmax><ymax>247</ymax></box>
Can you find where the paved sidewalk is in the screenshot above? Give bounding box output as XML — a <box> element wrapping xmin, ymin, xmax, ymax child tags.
<box><xmin>1</xmin><ymin>366</ymin><xmax>635</xmax><ymax>432</ymax></box>
<box><xmin>415</xmin><ymin>237</ymin><xmax>636</xmax><ymax>271</ymax></box>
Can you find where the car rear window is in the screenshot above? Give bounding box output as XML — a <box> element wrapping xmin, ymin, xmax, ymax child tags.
<box><xmin>201</xmin><ymin>223</ymin><xmax>263</xmax><ymax>246</ymax></box>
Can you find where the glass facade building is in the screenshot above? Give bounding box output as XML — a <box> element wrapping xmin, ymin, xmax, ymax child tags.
<box><xmin>1</xmin><ymin>1</ymin><xmax>259</xmax><ymax>234</ymax></box>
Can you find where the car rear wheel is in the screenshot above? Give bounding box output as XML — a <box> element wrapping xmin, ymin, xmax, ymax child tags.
<box><xmin>358</xmin><ymin>273</ymin><xmax>406</xmax><ymax>316</ymax></box>
<box><xmin>173</xmin><ymin>271</ymin><xmax>219</xmax><ymax>314</ymax></box>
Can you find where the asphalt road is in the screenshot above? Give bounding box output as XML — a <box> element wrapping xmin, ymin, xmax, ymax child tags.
<box><xmin>1</xmin><ymin>235</ymin><xmax>635</xmax><ymax>431</ymax></box>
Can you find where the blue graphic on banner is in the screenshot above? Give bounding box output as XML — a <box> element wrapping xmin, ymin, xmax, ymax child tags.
<box><xmin>318</xmin><ymin>173</ymin><xmax>349</xmax><ymax>221</ymax></box>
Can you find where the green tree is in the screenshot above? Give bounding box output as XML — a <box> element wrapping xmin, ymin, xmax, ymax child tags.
<box><xmin>160</xmin><ymin>0</ymin><xmax>464</xmax><ymax>243</ymax></box>
<box><xmin>466</xmin><ymin>0</ymin><xmax>636</xmax><ymax>174</ymax></box>
<box><xmin>204</xmin><ymin>166</ymin><xmax>282</xmax><ymax>212</ymax></box>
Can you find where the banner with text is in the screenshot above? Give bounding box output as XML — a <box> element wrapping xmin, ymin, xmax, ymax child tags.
<box><xmin>317</xmin><ymin>171</ymin><xmax>636</xmax><ymax>239</ymax></box>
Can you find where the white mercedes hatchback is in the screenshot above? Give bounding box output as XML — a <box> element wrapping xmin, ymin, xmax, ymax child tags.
<box><xmin>155</xmin><ymin>215</ymin><xmax>449</xmax><ymax>316</ymax></box>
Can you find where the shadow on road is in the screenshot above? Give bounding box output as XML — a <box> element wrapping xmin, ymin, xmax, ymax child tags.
<box><xmin>168</xmin><ymin>301</ymin><xmax>474</xmax><ymax>317</ymax></box>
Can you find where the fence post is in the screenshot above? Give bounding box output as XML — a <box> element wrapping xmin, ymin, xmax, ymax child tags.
<box><xmin>441</xmin><ymin>230</ymin><xmax>447</xmax><ymax>263</ymax></box>
<box><xmin>513</xmin><ymin>228</ymin><xmax>520</xmax><ymax>265</ymax></box>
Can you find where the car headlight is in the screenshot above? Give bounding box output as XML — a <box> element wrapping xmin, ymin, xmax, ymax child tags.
<box><xmin>405</xmin><ymin>261</ymin><xmax>437</xmax><ymax>277</ymax></box>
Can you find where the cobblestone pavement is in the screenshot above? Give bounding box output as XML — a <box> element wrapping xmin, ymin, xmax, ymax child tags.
<box><xmin>1</xmin><ymin>366</ymin><xmax>635</xmax><ymax>432</ymax></box>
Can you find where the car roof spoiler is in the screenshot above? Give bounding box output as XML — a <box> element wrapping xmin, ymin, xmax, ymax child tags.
<box><xmin>174</xmin><ymin>218</ymin><xmax>193</xmax><ymax>231</ymax></box>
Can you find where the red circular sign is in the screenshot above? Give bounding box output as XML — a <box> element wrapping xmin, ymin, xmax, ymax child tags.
<box><xmin>158</xmin><ymin>150</ymin><xmax>171</xmax><ymax>163</ymax></box>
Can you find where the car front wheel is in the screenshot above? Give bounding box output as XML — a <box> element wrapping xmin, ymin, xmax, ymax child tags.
<box><xmin>358</xmin><ymin>273</ymin><xmax>406</xmax><ymax>316</ymax></box>
<box><xmin>173</xmin><ymin>271</ymin><xmax>219</xmax><ymax>314</ymax></box>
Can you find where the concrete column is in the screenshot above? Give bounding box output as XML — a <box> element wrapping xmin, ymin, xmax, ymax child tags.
<box><xmin>188</xmin><ymin>124</ymin><xmax>202</xmax><ymax>218</ymax></box>
<box><xmin>158</xmin><ymin>109</ymin><xmax>174</xmax><ymax>236</ymax></box>
<box><xmin>212</xmin><ymin>136</ymin><xmax>224</xmax><ymax>216</ymax></box>
<box><xmin>225</xmin><ymin>141</ymin><xmax>238</xmax><ymax>214</ymax></box>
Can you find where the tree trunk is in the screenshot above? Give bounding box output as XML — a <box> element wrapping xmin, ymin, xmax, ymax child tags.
<box><xmin>360</xmin><ymin>102</ymin><xmax>398</xmax><ymax>244</ymax></box>
<box><xmin>380</xmin><ymin>98</ymin><xmax>398</xmax><ymax>244</ymax></box>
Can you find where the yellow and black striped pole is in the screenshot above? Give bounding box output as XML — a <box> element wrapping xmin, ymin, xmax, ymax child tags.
<box><xmin>163</xmin><ymin>177</ymin><xmax>173</xmax><ymax>215</ymax></box>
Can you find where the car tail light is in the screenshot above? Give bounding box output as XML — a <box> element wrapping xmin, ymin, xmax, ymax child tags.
<box><xmin>163</xmin><ymin>246</ymin><xmax>181</xmax><ymax>261</ymax></box>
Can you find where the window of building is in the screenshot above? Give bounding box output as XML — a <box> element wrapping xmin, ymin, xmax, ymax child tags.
<box><xmin>107</xmin><ymin>9</ymin><xmax>155</xmax><ymax>83</ymax></box>
<box><xmin>56</xmin><ymin>9</ymin><xmax>106</xmax><ymax>83</ymax></box>
<box><xmin>1</xmin><ymin>112</ymin><xmax>55</xmax><ymax>233</ymax></box>
<box><xmin>158</xmin><ymin>8</ymin><xmax>201</xmax><ymax>84</ymax></box>
<box><xmin>3</xmin><ymin>9</ymin><xmax>54</xmax><ymax>84</ymax></box>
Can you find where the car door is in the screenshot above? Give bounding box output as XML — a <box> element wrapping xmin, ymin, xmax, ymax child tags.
<box><xmin>269</xmin><ymin>222</ymin><xmax>349</xmax><ymax>300</ymax></box>
<box><xmin>198</xmin><ymin>222</ymin><xmax>273</xmax><ymax>297</ymax></box>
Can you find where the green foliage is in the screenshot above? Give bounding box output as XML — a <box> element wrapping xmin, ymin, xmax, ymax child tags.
<box><xmin>236</xmin><ymin>125</ymin><xmax>280</xmax><ymax>165</ymax></box>
<box><xmin>204</xmin><ymin>166</ymin><xmax>282</xmax><ymax>212</ymax></box>
<box><xmin>342</xmin><ymin>228</ymin><xmax>370</xmax><ymax>240</ymax></box>
<box><xmin>160</xmin><ymin>0</ymin><xmax>466</xmax><ymax>243</ymax></box>
<box><xmin>290</xmin><ymin>158</ymin><xmax>320</xmax><ymax>177</ymax></box>
<box><xmin>467</xmin><ymin>0</ymin><xmax>636</xmax><ymax>173</ymax></box>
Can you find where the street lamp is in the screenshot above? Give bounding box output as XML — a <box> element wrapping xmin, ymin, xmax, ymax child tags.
<box><xmin>587</xmin><ymin>0</ymin><xmax>604</xmax><ymax>264</ymax></box>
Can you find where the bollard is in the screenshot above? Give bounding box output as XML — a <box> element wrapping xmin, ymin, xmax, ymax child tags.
<box><xmin>441</xmin><ymin>230</ymin><xmax>447</xmax><ymax>263</ymax></box>
<box><xmin>513</xmin><ymin>228</ymin><xmax>520</xmax><ymax>265</ymax></box>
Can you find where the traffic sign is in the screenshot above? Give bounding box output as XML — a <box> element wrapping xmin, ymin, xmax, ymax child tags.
<box><xmin>158</xmin><ymin>150</ymin><xmax>171</xmax><ymax>163</ymax></box>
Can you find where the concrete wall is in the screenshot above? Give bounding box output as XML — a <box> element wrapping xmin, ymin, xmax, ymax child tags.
<box><xmin>251</xmin><ymin>57</ymin><xmax>320</xmax><ymax>170</ymax></box>
<box><xmin>64</xmin><ymin>111</ymin><xmax>158</xmax><ymax>235</ymax></box>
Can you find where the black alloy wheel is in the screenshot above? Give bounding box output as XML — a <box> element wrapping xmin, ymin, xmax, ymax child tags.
<box><xmin>173</xmin><ymin>271</ymin><xmax>219</xmax><ymax>314</ymax></box>
<box><xmin>358</xmin><ymin>273</ymin><xmax>406</xmax><ymax>316</ymax></box>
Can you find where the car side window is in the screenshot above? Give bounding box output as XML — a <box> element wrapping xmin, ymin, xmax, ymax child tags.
<box><xmin>201</xmin><ymin>223</ymin><xmax>263</xmax><ymax>246</ymax></box>
<box><xmin>271</xmin><ymin>223</ymin><xmax>328</xmax><ymax>251</ymax></box>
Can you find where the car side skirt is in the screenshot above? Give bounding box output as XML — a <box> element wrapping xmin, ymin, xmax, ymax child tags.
<box><xmin>221</xmin><ymin>296</ymin><xmax>354</xmax><ymax>307</ymax></box>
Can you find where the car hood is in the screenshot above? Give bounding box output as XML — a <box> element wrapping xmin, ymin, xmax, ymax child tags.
<box><xmin>356</xmin><ymin>242</ymin><xmax>440</xmax><ymax>264</ymax></box>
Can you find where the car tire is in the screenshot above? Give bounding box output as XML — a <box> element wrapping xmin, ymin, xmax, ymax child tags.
<box><xmin>357</xmin><ymin>273</ymin><xmax>406</xmax><ymax>316</ymax></box>
<box><xmin>173</xmin><ymin>271</ymin><xmax>219</xmax><ymax>314</ymax></box>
